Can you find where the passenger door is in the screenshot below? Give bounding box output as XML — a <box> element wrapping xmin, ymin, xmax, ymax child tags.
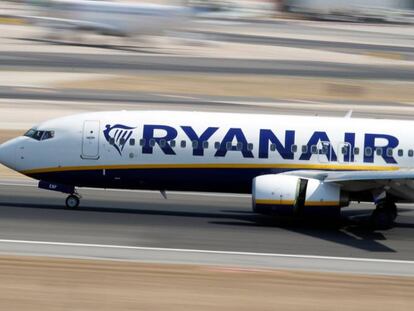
<box><xmin>81</xmin><ymin>120</ymin><xmax>100</xmax><ymax>160</ymax></box>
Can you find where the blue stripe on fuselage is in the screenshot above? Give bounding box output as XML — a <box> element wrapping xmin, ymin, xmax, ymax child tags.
<box><xmin>29</xmin><ymin>167</ymin><xmax>293</xmax><ymax>193</ymax></box>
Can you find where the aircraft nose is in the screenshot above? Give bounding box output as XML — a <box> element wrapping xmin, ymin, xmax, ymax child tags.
<box><xmin>0</xmin><ymin>140</ymin><xmax>16</xmax><ymax>169</ymax></box>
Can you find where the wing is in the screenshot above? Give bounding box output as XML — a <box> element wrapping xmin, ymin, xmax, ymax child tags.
<box><xmin>283</xmin><ymin>169</ymin><xmax>414</xmax><ymax>201</ymax></box>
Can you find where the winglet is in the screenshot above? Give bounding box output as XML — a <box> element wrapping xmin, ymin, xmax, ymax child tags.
<box><xmin>344</xmin><ymin>110</ymin><xmax>353</xmax><ymax>118</ymax></box>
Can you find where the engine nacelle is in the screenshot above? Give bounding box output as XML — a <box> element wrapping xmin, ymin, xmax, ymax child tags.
<box><xmin>252</xmin><ymin>174</ymin><xmax>349</xmax><ymax>216</ymax></box>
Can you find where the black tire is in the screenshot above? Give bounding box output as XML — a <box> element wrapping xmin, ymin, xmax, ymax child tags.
<box><xmin>376</xmin><ymin>201</ymin><xmax>398</xmax><ymax>220</ymax></box>
<box><xmin>370</xmin><ymin>208</ymin><xmax>394</xmax><ymax>230</ymax></box>
<box><xmin>65</xmin><ymin>195</ymin><xmax>80</xmax><ymax>209</ymax></box>
<box><xmin>389</xmin><ymin>202</ymin><xmax>398</xmax><ymax>221</ymax></box>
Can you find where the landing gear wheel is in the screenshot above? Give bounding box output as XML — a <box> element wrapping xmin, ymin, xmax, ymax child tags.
<box><xmin>65</xmin><ymin>194</ymin><xmax>80</xmax><ymax>209</ymax></box>
<box><xmin>389</xmin><ymin>203</ymin><xmax>398</xmax><ymax>221</ymax></box>
<box><xmin>370</xmin><ymin>202</ymin><xmax>397</xmax><ymax>230</ymax></box>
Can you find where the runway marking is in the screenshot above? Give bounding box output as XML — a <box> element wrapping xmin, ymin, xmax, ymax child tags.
<box><xmin>0</xmin><ymin>238</ymin><xmax>413</xmax><ymax>265</ymax></box>
<box><xmin>153</xmin><ymin>93</ymin><xmax>199</xmax><ymax>100</ymax></box>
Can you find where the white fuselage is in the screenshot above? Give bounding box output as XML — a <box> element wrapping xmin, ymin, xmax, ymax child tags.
<box><xmin>38</xmin><ymin>0</ymin><xmax>191</xmax><ymax>36</ymax></box>
<box><xmin>0</xmin><ymin>110</ymin><xmax>410</xmax><ymax>194</ymax></box>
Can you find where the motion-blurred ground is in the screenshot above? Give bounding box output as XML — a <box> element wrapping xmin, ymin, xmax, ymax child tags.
<box><xmin>0</xmin><ymin>255</ymin><xmax>412</xmax><ymax>311</ymax></box>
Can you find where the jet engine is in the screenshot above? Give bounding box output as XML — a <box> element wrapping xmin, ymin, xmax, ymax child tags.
<box><xmin>252</xmin><ymin>174</ymin><xmax>349</xmax><ymax>217</ymax></box>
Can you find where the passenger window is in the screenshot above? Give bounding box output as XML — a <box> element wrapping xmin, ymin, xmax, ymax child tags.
<box><xmin>129</xmin><ymin>138</ymin><xmax>135</xmax><ymax>146</ymax></box>
<box><xmin>192</xmin><ymin>140</ymin><xmax>198</xmax><ymax>149</ymax></box>
<box><xmin>109</xmin><ymin>137</ymin><xmax>115</xmax><ymax>145</ymax></box>
<box><xmin>341</xmin><ymin>146</ymin><xmax>348</xmax><ymax>155</ymax></box>
<box><xmin>386</xmin><ymin>148</ymin><xmax>393</xmax><ymax>157</ymax></box>
<box><xmin>203</xmin><ymin>141</ymin><xmax>209</xmax><ymax>149</ymax></box>
<box><xmin>302</xmin><ymin>145</ymin><xmax>308</xmax><ymax>153</ymax></box>
<box><xmin>139</xmin><ymin>138</ymin><xmax>146</xmax><ymax>146</ymax></box>
<box><xmin>236</xmin><ymin>142</ymin><xmax>243</xmax><ymax>151</ymax></box>
<box><xmin>311</xmin><ymin>145</ymin><xmax>318</xmax><ymax>154</ymax></box>
<box><xmin>180</xmin><ymin>140</ymin><xmax>186</xmax><ymax>148</ymax></box>
<box><xmin>214</xmin><ymin>142</ymin><xmax>221</xmax><ymax>150</ymax></box>
<box><xmin>270</xmin><ymin>144</ymin><xmax>276</xmax><ymax>151</ymax></box>
<box><xmin>291</xmin><ymin>145</ymin><xmax>297</xmax><ymax>153</ymax></box>
<box><xmin>226</xmin><ymin>142</ymin><xmax>232</xmax><ymax>150</ymax></box>
<box><xmin>376</xmin><ymin>148</ymin><xmax>382</xmax><ymax>156</ymax></box>
<box><xmin>354</xmin><ymin>147</ymin><xmax>360</xmax><ymax>155</ymax></box>
<box><xmin>170</xmin><ymin>140</ymin><xmax>176</xmax><ymax>148</ymax></box>
<box><xmin>149</xmin><ymin>139</ymin><xmax>156</xmax><ymax>147</ymax></box>
<box><xmin>159</xmin><ymin>139</ymin><xmax>166</xmax><ymax>148</ymax></box>
<box><xmin>247</xmin><ymin>143</ymin><xmax>254</xmax><ymax>151</ymax></box>
<box><xmin>409</xmin><ymin>150</ymin><xmax>414</xmax><ymax>157</ymax></box>
<box><xmin>398</xmin><ymin>149</ymin><xmax>404</xmax><ymax>157</ymax></box>
<box><xmin>365</xmin><ymin>147</ymin><xmax>372</xmax><ymax>156</ymax></box>
<box><xmin>120</xmin><ymin>138</ymin><xmax>126</xmax><ymax>145</ymax></box>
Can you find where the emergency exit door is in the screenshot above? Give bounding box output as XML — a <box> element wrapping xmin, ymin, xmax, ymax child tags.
<box><xmin>82</xmin><ymin>120</ymin><xmax>100</xmax><ymax>159</ymax></box>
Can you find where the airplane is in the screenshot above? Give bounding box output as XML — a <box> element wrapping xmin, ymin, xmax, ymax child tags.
<box><xmin>18</xmin><ymin>0</ymin><xmax>193</xmax><ymax>38</ymax></box>
<box><xmin>0</xmin><ymin>110</ymin><xmax>413</xmax><ymax>230</ymax></box>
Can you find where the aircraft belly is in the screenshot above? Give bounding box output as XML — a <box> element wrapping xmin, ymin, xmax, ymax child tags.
<box><xmin>28</xmin><ymin>167</ymin><xmax>284</xmax><ymax>194</ymax></box>
<box><xmin>388</xmin><ymin>182</ymin><xmax>414</xmax><ymax>201</ymax></box>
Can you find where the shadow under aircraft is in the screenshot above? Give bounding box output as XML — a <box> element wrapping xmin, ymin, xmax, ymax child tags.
<box><xmin>0</xmin><ymin>195</ymin><xmax>410</xmax><ymax>254</ymax></box>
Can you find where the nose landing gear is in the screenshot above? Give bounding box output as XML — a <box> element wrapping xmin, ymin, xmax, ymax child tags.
<box><xmin>65</xmin><ymin>194</ymin><xmax>81</xmax><ymax>209</ymax></box>
<box><xmin>38</xmin><ymin>181</ymin><xmax>81</xmax><ymax>209</ymax></box>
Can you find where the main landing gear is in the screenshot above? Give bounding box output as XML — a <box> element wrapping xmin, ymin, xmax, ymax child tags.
<box><xmin>370</xmin><ymin>200</ymin><xmax>397</xmax><ymax>230</ymax></box>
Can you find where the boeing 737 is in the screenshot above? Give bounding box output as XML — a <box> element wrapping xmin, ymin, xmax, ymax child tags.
<box><xmin>20</xmin><ymin>0</ymin><xmax>192</xmax><ymax>38</ymax></box>
<box><xmin>0</xmin><ymin>110</ymin><xmax>413</xmax><ymax>230</ymax></box>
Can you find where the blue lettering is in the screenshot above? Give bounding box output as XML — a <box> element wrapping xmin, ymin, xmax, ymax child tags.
<box><xmin>142</xmin><ymin>124</ymin><xmax>177</xmax><ymax>155</ymax></box>
<box><xmin>299</xmin><ymin>131</ymin><xmax>337</xmax><ymax>161</ymax></box>
<box><xmin>344</xmin><ymin>132</ymin><xmax>355</xmax><ymax>162</ymax></box>
<box><xmin>259</xmin><ymin>129</ymin><xmax>295</xmax><ymax>159</ymax></box>
<box><xmin>181</xmin><ymin>126</ymin><xmax>218</xmax><ymax>156</ymax></box>
<box><xmin>364</xmin><ymin>133</ymin><xmax>398</xmax><ymax>164</ymax></box>
<box><xmin>215</xmin><ymin>128</ymin><xmax>254</xmax><ymax>158</ymax></box>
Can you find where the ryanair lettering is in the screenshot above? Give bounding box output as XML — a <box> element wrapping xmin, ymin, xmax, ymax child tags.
<box><xmin>107</xmin><ymin>124</ymin><xmax>400</xmax><ymax>164</ymax></box>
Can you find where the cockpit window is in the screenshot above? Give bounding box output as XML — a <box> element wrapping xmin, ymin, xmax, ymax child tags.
<box><xmin>42</xmin><ymin>131</ymin><xmax>55</xmax><ymax>140</ymax></box>
<box><xmin>24</xmin><ymin>129</ymin><xmax>55</xmax><ymax>141</ymax></box>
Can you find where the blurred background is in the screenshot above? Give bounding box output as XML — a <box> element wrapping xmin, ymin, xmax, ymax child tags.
<box><xmin>0</xmin><ymin>0</ymin><xmax>413</xmax><ymax>131</ymax></box>
<box><xmin>1</xmin><ymin>0</ymin><xmax>414</xmax><ymax>310</ymax></box>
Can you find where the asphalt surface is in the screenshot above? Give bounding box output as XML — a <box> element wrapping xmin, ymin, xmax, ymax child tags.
<box><xmin>197</xmin><ymin>30</ymin><xmax>414</xmax><ymax>58</ymax></box>
<box><xmin>1</xmin><ymin>51</ymin><xmax>413</xmax><ymax>80</ymax></box>
<box><xmin>3</xmin><ymin>87</ymin><xmax>414</xmax><ymax>120</ymax></box>
<box><xmin>0</xmin><ymin>86</ymin><xmax>409</xmax><ymax>107</ymax></box>
<box><xmin>200</xmin><ymin>19</ymin><xmax>414</xmax><ymax>43</ymax></box>
<box><xmin>0</xmin><ymin>181</ymin><xmax>414</xmax><ymax>275</ymax></box>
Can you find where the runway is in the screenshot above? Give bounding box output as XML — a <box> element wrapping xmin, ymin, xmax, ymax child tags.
<box><xmin>197</xmin><ymin>30</ymin><xmax>414</xmax><ymax>58</ymax></box>
<box><xmin>2</xmin><ymin>87</ymin><xmax>414</xmax><ymax>122</ymax></box>
<box><xmin>1</xmin><ymin>51</ymin><xmax>413</xmax><ymax>80</ymax></box>
<box><xmin>0</xmin><ymin>181</ymin><xmax>414</xmax><ymax>275</ymax></box>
